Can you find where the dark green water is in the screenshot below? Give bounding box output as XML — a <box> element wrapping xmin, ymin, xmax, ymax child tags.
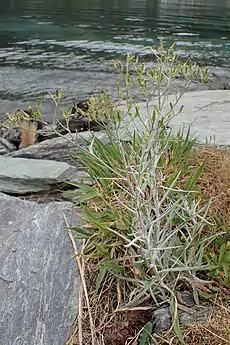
<box><xmin>1</xmin><ymin>0</ymin><xmax>230</xmax><ymax>114</ymax></box>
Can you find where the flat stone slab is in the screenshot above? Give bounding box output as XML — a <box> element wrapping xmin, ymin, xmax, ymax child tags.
<box><xmin>168</xmin><ymin>90</ymin><xmax>230</xmax><ymax>145</ymax></box>
<box><xmin>119</xmin><ymin>90</ymin><xmax>230</xmax><ymax>146</ymax></box>
<box><xmin>0</xmin><ymin>156</ymin><xmax>77</xmax><ymax>194</ymax></box>
<box><xmin>0</xmin><ymin>193</ymin><xmax>81</xmax><ymax>345</ymax></box>
<box><xmin>8</xmin><ymin>131</ymin><xmax>108</xmax><ymax>165</ymax></box>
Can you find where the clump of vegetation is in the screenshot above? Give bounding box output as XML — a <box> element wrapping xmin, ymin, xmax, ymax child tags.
<box><xmin>65</xmin><ymin>44</ymin><xmax>230</xmax><ymax>345</ymax></box>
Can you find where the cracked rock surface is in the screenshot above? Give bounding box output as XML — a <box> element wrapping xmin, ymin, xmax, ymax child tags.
<box><xmin>0</xmin><ymin>193</ymin><xmax>81</xmax><ymax>345</ymax></box>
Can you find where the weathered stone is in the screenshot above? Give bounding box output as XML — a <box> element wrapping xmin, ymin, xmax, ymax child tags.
<box><xmin>166</xmin><ymin>90</ymin><xmax>230</xmax><ymax>146</ymax></box>
<box><xmin>118</xmin><ymin>90</ymin><xmax>230</xmax><ymax>146</ymax></box>
<box><xmin>209</xmin><ymin>76</ymin><xmax>230</xmax><ymax>90</ymax></box>
<box><xmin>152</xmin><ymin>307</ymin><xmax>172</xmax><ymax>332</ymax></box>
<box><xmin>0</xmin><ymin>156</ymin><xmax>77</xmax><ymax>194</ymax></box>
<box><xmin>8</xmin><ymin>131</ymin><xmax>109</xmax><ymax>165</ymax></box>
<box><xmin>0</xmin><ymin>137</ymin><xmax>17</xmax><ymax>155</ymax></box>
<box><xmin>0</xmin><ymin>123</ymin><xmax>20</xmax><ymax>148</ymax></box>
<box><xmin>0</xmin><ymin>192</ymin><xmax>81</xmax><ymax>345</ymax></box>
<box><xmin>152</xmin><ymin>305</ymin><xmax>214</xmax><ymax>333</ymax></box>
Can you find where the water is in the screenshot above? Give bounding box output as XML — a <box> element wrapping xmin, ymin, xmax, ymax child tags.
<box><xmin>1</xmin><ymin>0</ymin><xmax>230</xmax><ymax>116</ymax></box>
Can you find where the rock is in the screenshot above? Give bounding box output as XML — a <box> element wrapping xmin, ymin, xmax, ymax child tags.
<box><xmin>178</xmin><ymin>291</ymin><xmax>196</xmax><ymax>307</ymax></box>
<box><xmin>167</xmin><ymin>90</ymin><xmax>230</xmax><ymax>146</ymax></box>
<box><xmin>8</xmin><ymin>131</ymin><xmax>109</xmax><ymax>165</ymax></box>
<box><xmin>152</xmin><ymin>307</ymin><xmax>172</xmax><ymax>332</ymax></box>
<box><xmin>209</xmin><ymin>76</ymin><xmax>230</xmax><ymax>90</ymax></box>
<box><xmin>118</xmin><ymin>90</ymin><xmax>230</xmax><ymax>146</ymax></box>
<box><xmin>152</xmin><ymin>305</ymin><xmax>214</xmax><ymax>333</ymax></box>
<box><xmin>0</xmin><ymin>137</ymin><xmax>17</xmax><ymax>155</ymax></box>
<box><xmin>179</xmin><ymin>305</ymin><xmax>214</xmax><ymax>325</ymax></box>
<box><xmin>0</xmin><ymin>156</ymin><xmax>77</xmax><ymax>194</ymax></box>
<box><xmin>0</xmin><ymin>123</ymin><xmax>21</xmax><ymax>148</ymax></box>
<box><xmin>0</xmin><ymin>110</ymin><xmax>44</xmax><ymax>149</ymax></box>
<box><xmin>0</xmin><ymin>192</ymin><xmax>80</xmax><ymax>345</ymax></box>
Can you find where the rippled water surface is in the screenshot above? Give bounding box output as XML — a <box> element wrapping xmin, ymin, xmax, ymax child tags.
<box><xmin>1</xmin><ymin>0</ymin><xmax>230</xmax><ymax>114</ymax></box>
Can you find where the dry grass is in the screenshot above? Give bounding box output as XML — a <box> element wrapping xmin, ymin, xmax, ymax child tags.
<box><xmin>195</xmin><ymin>146</ymin><xmax>230</xmax><ymax>229</ymax></box>
<box><xmin>68</xmin><ymin>262</ymin><xmax>230</xmax><ymax>345</ymax></box>
<box><xmin>67</xmin><ymin>260</ymin><xmax>152</xmax><ymax>345</ymax></box>
<box><xmin>155</xmin><ymin>295</ymin><xmax>230</xmax><ymax>345</ymax></box>
<box><xmin>19</xmin><ymin>119</ymin><xmax>38</xmax><ymax>149</ymax></box>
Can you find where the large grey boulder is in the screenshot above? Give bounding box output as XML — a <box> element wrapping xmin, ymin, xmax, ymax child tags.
<box><xmin>168</xmin><ymin>90</ymin><xmax>230</xmax><ymax>145</ymax></box>
<box><xmin>118</xmin><ymin>90</ymin><xmax>230</xmax><ymax>146</ymax></box>
<box><xmin>0</xmin><ymin>193</ymin><xmax>81</xmax><ymax>345</ymax></box>
<box><xmin>0</xmin><ymin>156</ymin><xmax>77</xmax><ymax>194</ymax></box>
<box><xmin>8</xmin><ymin>131</ymin><xmax>108</xmax><ymax>165</ymax></box>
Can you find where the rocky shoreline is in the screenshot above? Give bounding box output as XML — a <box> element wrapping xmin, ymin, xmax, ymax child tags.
<box><xmin>1</xmin><ymin>84</ymin><xmax>230</xmax><ymax>345</ymax></box>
